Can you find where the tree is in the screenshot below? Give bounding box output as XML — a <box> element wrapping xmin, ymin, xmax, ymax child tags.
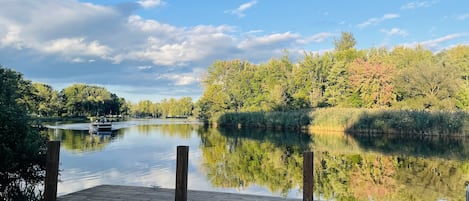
<box><xmin>297</xmin><ymin>51</ymin><xmax>332</xmax><ymax>107</ymax></box>
<box><xmin>389</xmin><ymin>45</ymin><xmax>433</xmax><ymax>70</ymax></box>
<box><xmin>197</xmin><ymin>84</ymin><xmax>230</xmax><ymax>120</ymax></box>
<box><xmin>0</xmin><ymin>66</ymin><xmax>47</xmax><ymax>201</ymax></box>
<box><xmin>60</xmin><ymin>84</ymin><xmax>116</xmax><ymax>117</ymax></box>
<box><xmin>439</xmin><ymin>45</ymin><xmax>469</xmax><ymax>109</ymax></box>
<box><xmin>394</xmin><ymin>61</ymin><xmax>461</xmax><ymax>109</ymax></box>
<box><xmin>31</xmin><ymin>83</ymin><xmax>61</xmax><ymax>117</ymax></box>
<box><xmin>179</xmin><ymin>97</ymin><xmax>194</xmax><ymax>117</ymax></box>
<box><xmin>324</xmin><ymin>32</ymin><xmax>365</xmax><ymax>107</ymax></box>
<box><xmin>334</xmin><ymin>32</ymin><xmax>356</xmax><ymax>52</ymax></box>
<box><xmin>348</xmin><ymin>59</ymin><xmax>395</xmax><ymax>108</ymax></box>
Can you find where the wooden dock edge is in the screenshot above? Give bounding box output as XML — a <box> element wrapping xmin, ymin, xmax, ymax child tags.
<box><xmin>57</xmin><ymin>185</ymin><xmax>302</xmax><ymax>201</ymax></box>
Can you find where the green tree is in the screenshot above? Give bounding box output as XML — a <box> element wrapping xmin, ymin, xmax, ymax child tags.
<box><xmin>0</xmin><ymin>66</ymin><xmax>47</xmax><ymax>201</ymax></box>
<box><xmin>118</xmin><ymin>98</ymin><xmax>131</xmax><ymax>116</ymax></box>
<box><xmin>334</xmin><ymin>32</ymin><xmax>356</xmax><ymax>52</ymax></box>
<box><xmin>179</xmin><ymin>97</ymin><xmax>194</xmax><ymax>117</ymax></box>
<box><xmin>31</xmin><ymin>83</ymin><xmax>61</xmax><ymax>117</ymax></box>
<box><xmin>60</xmin><ymin>84</ymin><xmax>118</xmax><ymax>117</ymax></box>
<box><xmin>394</xmin><ymin>61</ymin><xmax>461</xmax><ymax>109</ymax></box>
<box><xmin>326</xmin><ymin>33</ymin><xmax>363</xmax><ymax>107</ymax></box>
<box><xmin>297</xmin><ymin>51</ymin><xmax>333</xmax><ymax>107</ymax></box>
<box><xmin>439</xmin><ymin>45</ymin><xmax>469</xmax><ymax>109</ymax></box>
<box><xmin>197</xmin><ymin>84</ymin><xmax>230</xmax><ymax>120</ymax></box>
<box><xmin>389</xmin><ymin>45</ymin><xmax>433</xmax><ymax>70</ymax></box>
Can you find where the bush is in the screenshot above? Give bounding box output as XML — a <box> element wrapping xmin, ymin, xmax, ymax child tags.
<box><xmin>0</xmin><ymin>66</ymin><xmax>47</xmax><ymax>201</ymax></box>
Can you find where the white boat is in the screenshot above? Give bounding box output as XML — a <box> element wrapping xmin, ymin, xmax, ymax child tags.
<box><xmin>89</xmin><ymin>118</ymin><xmax>112</xmax><ymax>133</ymax></box>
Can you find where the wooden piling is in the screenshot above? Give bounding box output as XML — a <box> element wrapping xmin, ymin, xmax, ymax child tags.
<box><xmin>175</xmin><ymin>146</ymin><xmax>189</xmax><ymax>201</ymax></box>
<box><xmin>303</xmin><ymin>151</ymin><xmax>313</xmax><ymax>201</ymax></box>
<box><xmin>466</xmin><ymin>183</ymin><xmax>469</xmax><ymax>201</ymax></box>
<box><xmin>44</xmin><ymin>141</ymin><xmax>60</xmax><ymax>201</ymax></box>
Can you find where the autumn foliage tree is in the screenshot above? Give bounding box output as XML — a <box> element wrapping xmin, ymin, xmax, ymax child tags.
<box><xmin>348</xmin><ymin>59</ymin><xmax>395</xmax><ymax>108</ymax></box>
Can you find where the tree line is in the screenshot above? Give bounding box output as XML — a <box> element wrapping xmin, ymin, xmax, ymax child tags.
<box><xmin>197</xmin><ymin>32</ymin><xmax>469</xmax><ymax>121</ymax></box>
<box><xmin>26</xmin><ymin>83</ymin><xmax>194</xmax><ymax>118</ymax></box>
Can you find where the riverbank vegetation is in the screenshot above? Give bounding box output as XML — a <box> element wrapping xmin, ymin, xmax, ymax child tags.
<box><xmin>197</xmin><ymin>32</ymin><xmax>469</xmax><ymax>134</ymax></box>
<box><xmin>0</xmin><ymin>66</ymin><xmax>47</xmax><ymax>200</ymax></box>
<box><xmin>216</xmin><ymin>108</ymin><xmax>469</xmax><ymax>135</ymax></box>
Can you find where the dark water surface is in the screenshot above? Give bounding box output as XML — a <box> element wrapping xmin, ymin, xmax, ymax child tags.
<box><xmin>47</xmin><ymin>119</ymin><xmax>469</xmax><ymax>200</ymax></box>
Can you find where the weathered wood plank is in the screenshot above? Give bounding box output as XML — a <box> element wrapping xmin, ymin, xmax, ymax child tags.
<box><xmin>57</xmin><ymin>185</ymin><xmax>301</xmax><ymax>201</ymax></box>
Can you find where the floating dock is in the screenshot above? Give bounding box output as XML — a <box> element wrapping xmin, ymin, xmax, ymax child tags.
<box><xmin>57</xmin><ymin>185</ymin><xmax>301</xmax><ymax>201</ymax></box>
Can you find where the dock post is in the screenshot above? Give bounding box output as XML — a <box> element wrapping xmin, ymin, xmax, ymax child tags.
<box><xmin>303</xmin><ymin>151</ymin><xmax>313</xmax><ymax>201</ymax></box>
<box><xmin>466</xmin><ymin>183</ymin><xmax>469</xmax><ymax>201</ymax></box>
<box><xmin>44</xmin><ymin>141</ymin><xmax>60</xmax><ymax>201</ymax></box>
<box><xmin>175</xmin><ymin>146</ymin><xmax>189</xmax><ymax>201</ymax></box>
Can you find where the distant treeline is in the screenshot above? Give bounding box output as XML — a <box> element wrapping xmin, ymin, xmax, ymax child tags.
<box><xmin>11</xmin><ymin>81</ymin><xmax>194</xmax><ymax>118</ymax></box>
<box><xmin>197</xmin><ymin>32</ymin><xmax>469</xmax><ymax>125</ymax></box>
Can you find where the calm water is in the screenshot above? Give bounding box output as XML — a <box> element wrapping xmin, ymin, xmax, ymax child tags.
<box><xmin>47</xmin><ymin>119</ymin><xmax>469</xmax><ymax>201</ymax></box>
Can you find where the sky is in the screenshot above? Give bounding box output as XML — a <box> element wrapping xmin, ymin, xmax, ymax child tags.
<box><xmin>1</xmin><ymin>0</ymin><xmax>468</xmax><ymax>102</ymax></box>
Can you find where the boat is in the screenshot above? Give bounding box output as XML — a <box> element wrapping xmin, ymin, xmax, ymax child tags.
<box><xmin>89</xmin><ymin>117</ymin><xmax>112</xmax><ymax>134</ymax></box>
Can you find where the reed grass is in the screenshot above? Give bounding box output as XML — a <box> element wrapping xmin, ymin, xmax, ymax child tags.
<box><xmin>215</xmin><ymin>108</ymin><xmax>469</xmax><ymax>135</ymax></box>
<box><xmin>216</xmin><ymin>110</ymin><xmax>311</xmax><ymax>130</ymax></box>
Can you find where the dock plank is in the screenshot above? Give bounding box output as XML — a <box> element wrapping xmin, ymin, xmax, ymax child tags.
<box><xmin>58</xmin><ymin>185</ymin><xmax>301</xmax><ymax>201</ymax></box>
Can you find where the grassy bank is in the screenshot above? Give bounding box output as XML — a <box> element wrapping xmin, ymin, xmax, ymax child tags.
<box><xmin>215</xmin><ymin>108</ymin><xmax>469</xmax><ymax>135</ymax></box>
<box><xmin>216</xmin><ymin>110</ymin><xmax>311</xmax><ymax>130</ymax></box>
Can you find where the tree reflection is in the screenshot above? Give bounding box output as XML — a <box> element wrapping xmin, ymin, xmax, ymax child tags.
<box><xmin>199</xmin><ymin>127</ymin><xmax>311</xmax><ymax>197</ymax></box>
<box><xmin>135</xmin><ymin>124</ymin><xmax>197</xmax><ymax>138</ymax></box>
<box><xmin>200</xmin><ymin>128</ymin><xmax>469</xmax><ymax>200</ymax></box>
<box><xmin>47</xmin><ymin>129</ymin><xmax>123</xmax><ymax>153</ymax></box>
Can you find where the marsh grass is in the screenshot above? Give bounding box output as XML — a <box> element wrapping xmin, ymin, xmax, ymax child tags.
<box><xmin>216</xmin><ymin>110</ymin><xmax>311</xmax><ymax>130</ymax></box>
<box><xmin>216</xmin><ymin>108</ymin><xmax>469</xmax><ymax>135</ymax></box>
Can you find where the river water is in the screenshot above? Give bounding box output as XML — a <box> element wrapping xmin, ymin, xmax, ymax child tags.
<box><xmin>47</xmin><ymin>119</ymin><xmax>469</xmax><ymax>201</ymax></box>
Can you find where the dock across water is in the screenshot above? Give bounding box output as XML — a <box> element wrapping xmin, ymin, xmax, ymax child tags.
<box><xmin>57</xmin><ymin>185</ymin><xmax>301</xmax><ymax>201</ymax></box>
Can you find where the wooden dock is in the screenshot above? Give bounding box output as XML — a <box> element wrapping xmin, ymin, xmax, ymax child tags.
<box><xmin>57</xmin><ymin>185</ymin><xmax>301</xmax><ymax>201</ymax></box>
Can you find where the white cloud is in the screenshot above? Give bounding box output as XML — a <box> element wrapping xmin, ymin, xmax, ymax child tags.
<box><xmin>0</xmin><ymin>24</ymin><xmax>23</xmax><ymax>49</ymax></box>
<box><xmin>401</xmin><ymin>1</ymin><xmax>437</xmax><ymax>10</ymax></box>
<box><xmin>238</xmin><ymin>32</ymin><xmax>299</xmax><ymax>49</ymax></box>
<box><xmin>42</xmin><ymin>37</ymin><xmax>111</xmax><ymax>57</ymax></box>
<box><xmin>357</xmin><ymin>14</ymin><xmax>400</xmax><ymax>29</ymax></box>
<box><xmin>128</xmin><ymin>15</ymin><xmax>178</xmax><ymax>33</ymax></box>
<box><xmin>137</xmin><ymin>65</ymin><xmax>152</xmax><ymax>70</ymax></box>
<box><xmin>380</xmin><ymin>28</ymin><xmax>408</xmax><ymax>37</ymax></box>
<box><xmin>126</xmin><ymin>23</ymin><xmax>236</xmax><ymax>66</ymax></box>
<box><xmin>402</xmin><ymin>33</ymin><xmax>468</xmax><ymax>50</ymax></box>
<box><xmin>137</xmin><ymin>0</ymin><xmax>164</xmax><ymax>9</ymax></box>
<box><xmin>71</xmin><ymin>57</ymin><xmax>85</xmax><ymax>63</ymax></box>
<box><xmin>298</xmin><ymin>32</ymin><xmax>334</xmax><ymax>44</ymax></box>
<box><xmin>225</xmin><ymin>0</ymin><xmax>258</xmax><ymax>18</ymax></box>
<box><xmin>457</xmin><ymin>13</ymin><xmax>469</xmax><ymax>20</ymax></box>
<box><xmin>162</xmin><ymin>74</ymin><xmax>199</xmax><ymax>86</ymax></box>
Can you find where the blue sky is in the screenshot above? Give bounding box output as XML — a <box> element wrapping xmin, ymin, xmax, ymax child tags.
<box><xmin>0</xmin><ymin>0</ymin><xmax>468</xmax><ymax>102</ymax></box>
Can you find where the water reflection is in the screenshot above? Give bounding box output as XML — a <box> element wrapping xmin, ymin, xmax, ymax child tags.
<box><xmin>312</xmin><ymin>133</ymin><xmax>469</xmax><ymax>201</ymax></box>
<box><xmin>199</xmin><ymin>128</ymin><xmax>311</xmax><ymax>197</ymax></box>
<box><xmin>352</xmin><ymin>134</ymin><xmax>469</xmax><ymax>160</ymax></box>
<box><xmin>50</xmin><ymin>121</ymin><xmax>469</xmax><ymax>201</ymax></box>
<box><xmin>46</xmin><ymin>129</ymin><xmax>124</xmax><ymax>153</ymax></box>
